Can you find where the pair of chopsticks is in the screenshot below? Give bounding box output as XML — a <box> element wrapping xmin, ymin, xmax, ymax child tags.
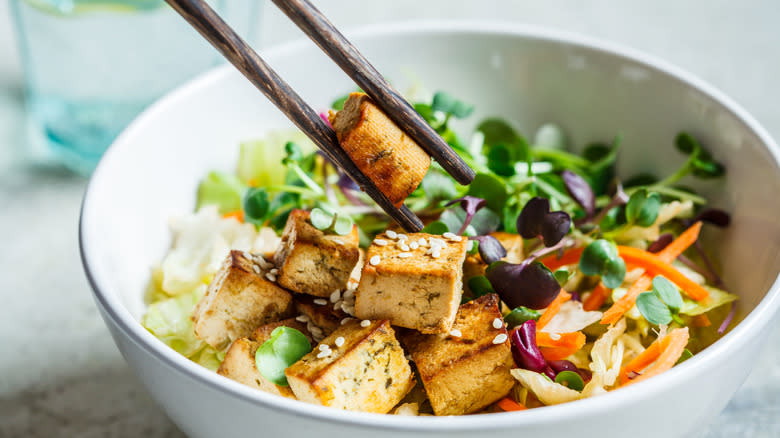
<box><xmin>165</xmin><ymin>0</ymin><xmax>474</xmax><ymax>232</ymax></box>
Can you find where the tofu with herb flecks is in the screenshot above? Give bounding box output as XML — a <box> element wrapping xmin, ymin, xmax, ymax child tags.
<box><xmin>285</xmin><ymin>320</ymin><xmax>415</xmax><ymax>413</ymax></box>
<box><xmin>354</xmin><ymin>231</ymin><xmax>468</xmax><ymax>334</ymax></box>
<box><xmin>400</xmin><ymin>294</ymin><xmax>515</xmax><ymax>416</ymax></box>
<box><xmin>293</xmin><ymin>292</ymin><xmax>352</xmax><ymax>343</ymax></box>
<box><xmin>192</xmin><ymin>250</ymin><xmax>294</xmax><ymax>350</ymax></box>
<box><xmin>217</xmin><ymin>318</ymin><xmax>311</xmax><ymax>398</ymax></box>
<box><xmin>273</xmin><ymin>209</ymin><xmax>360</xmax><ymax>297</ymax></box>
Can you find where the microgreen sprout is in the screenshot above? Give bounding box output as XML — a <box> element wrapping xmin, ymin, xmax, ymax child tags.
<box><xmin>466</xmin><ymin>275</ymin><xmax>496</xmax><ymax>301</ymax></box>
<box><xmin>636</xmin><ymin>276</ymin><xmax>685</xmax><ymax>325</ymax></box>
<box><xmin>282</xmin><ymin>142</ymin><xmax>324</xmax><ymax>196</ymax></box>
<box><xmin>470</xmin><ymin>235</ymin><xmax>507</xmax><ymax>264</ymax></box>
<box><xmin>255</xmin><ymin>326</ymin><xmax>311</xmax><ymax>386</ymax></box>
<box><xmin>242</xmin><ymin>187</ymin><xmax>270</xmax><ymax>226</ymax></box>
<box><xmin>516</xmin><ymin>197</ymin><xmax>572</xmax><ymax>247</ymax></box>
<box><xmin>504</xmin><ymin>306</ymin><xmax>541</xmax><ymax>328</ymax></box>
<box><xmin>562</xmin><ymin>169</ymin><xmax>595</xmax><ymax>218</ymax></box>
<box><xmin>625</xmin><ymin>188</ymin><xmax>661</xmax><ymax>227</ymax></box>
<box><xmin>579</xmin><ymin>239</ymin><xmax>626</xmax><ymax>288</ymax></box>
<box><xmin>555</xmin><ymin>370</ymin><xmax>585</xmax><ymax>391</ymax></box>
<box><xmin>308</xmin><ymin>207</ymin><xmax>354</xmax><ymax>236</ymax></box>
<box><xmin>486</xmin><ymin>260</ymin><xmax>561</xmax><ymax>309</ymax></box>
<box><xmin>445</xmin><ymin>196</ymin><xmax>487</xmax><ymax>235</ymax></box>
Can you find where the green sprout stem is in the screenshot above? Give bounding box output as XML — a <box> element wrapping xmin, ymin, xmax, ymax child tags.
<box><xmin>290</xmin><ymin>165</ymin><xmax>324</xmax><ymax>196</ymax></box>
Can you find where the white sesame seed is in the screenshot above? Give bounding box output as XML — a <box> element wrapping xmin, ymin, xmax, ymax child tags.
<box><xmin>550</xmin><ymin>333</ymin><xmax>562</xmax><ymax>341</ymax></box>
<box><xmin>343</xmin><ymin>289</ymin><xmax>354</xmax><ymax>299</ymax></box>
<box><xmin>360</xmin><ymin>320</ymin><xmax>371</xmax><ymax>327</ymax></box>
<box><xmin>335</xmin><ymin>337</ymin><xmax>345</xmax><ymax>347</ymax></box>
<box><xmin>270</xmin><ymin>268</ymin><xmax>279</xmax><ymax>275</ymax></box>
<box><xmin>397</xmin><ymin>233</ymin><xmax>408</xmax><ymax>240</ymax></box>
<box><xmin>265</xmin><ymin>273</ymin><xmax>277</xmax><ymax>282</ymax></box>
<box><xmin>417</xmin><ymin>238</ymin><xmax>428</xmax><ymax>247</ymax></box>
<box><xmin>374</xmin><ymin>239</ymin><xmax>388</xmax><ymax>246</ymax></box>
<box><xmin>449</xmin><ymin>329</ymin><xmax>462</xmax><ymax>337</ymax></box>
<box><xmin>443</xmin><ymin>232</ymin><xmax>456</xmax><ymax>239</ymax></box>
<box><xmin>341</xmin><ymin>317</ymin><xmax>354</xmax><ymax>325</ymax></box>
<box><xmin>386</xmin><ymin>230</ymin><xmax>398</xmax><ymax>239</ymax></box>
<box><xmin>318</xmin><ymin>343</ymin><xmax>330</xmax><ymax>352</ymax></box>
<box><xmin>397</xmin><ymin>252</ymin><xmax>413</xmax><ymax>258</ymax></box>
<box><xmin>493</xmin><ymin>333</ymin><xmax>508</xmax><ymax>344</ymax></box>
<box><xmin>330</xmin><ymin>290</ymin><xmax>341</xmax><ymax>303</ymax></box>
<box><xmin>242</xmin><ymin>251</ymin><xmax>252</xmax><ymax>260</ymax></box>
<box><xmin>369</xmin><ymin>255</ymin><xmax>381</xmax><ymax>266</ymax></box>
<box><xmin>309</xmin><ymin>325</ymin><xmax>324</xmax><ymax>337</ymax></box>
<box><xmin>295</xmin><ymin>314</ymin><xmax>309</xmax><ymax>323</ymax></box>
<box><xmin>252</xmin><ymin>265</ymin><xmax>261</xmax><ymax>274</ymax></box>
<box><xmin>431</xmin><ymin>249</ymin><xmax>441</xmax><ymax>259</ymax></box>
<box><xmin>399</xmin><ymin>243</ymin><xmax>410</xmax><ymax>252</ymax></box>
<box><xmin>313</xmin><ymin>298</ymin><xmax>328</xmax><ymax>305</ymax></box>
<box><xmin>334</xmin><ymin>302</ymin><xmax>342</xmax><ymax>311</ymax></box>
<box><xmin>341</xmin><ymin>303</ymin><xmax>355</xmax><ymax>316</ymax></box>
<box><xmin>409</xmin><ymin>241</ymin><xmax>419</xmax><ymax>250</ymax></box>
<box><xmin>316</xmin><ymin>351</ymin><xmax>331</xmax><ymax>359</ymax></box>
<box><xmin>333</xmin><ymin>239</ymin><xmax>344</xmax><ymax>245</ymax></box>
<box><xmin>451</xmin><ymin>235</ymin><xmax>463</xmax><ymax>242</ymax></box>
<box><xmin>493</xmin><ymin>318</ymin><xmax>503</xmax><ymax>329</ymax></box>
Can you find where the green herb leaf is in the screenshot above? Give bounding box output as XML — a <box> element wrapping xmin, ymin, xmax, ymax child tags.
<box><xmin>467</xmin><ymin>173</ymin><xmax>508</xmax><ymax>213</ymax></box>
<box><xmin>626</xmin><ymin>189</ymin><xmax>661</xmax><ymax>227</ymax></box>
<box><xmin>413</xmin><ymin>102</ymin><xmax>435</xmax><ymax>124</ymax></box>
<box><xmin>467</xmin><ymin>276</ymin><xmax>496</xmax><ymax>299</ymax></box>
<box><xmin>579</xmin><ymin>239</ymin><xmax>626</xmax><ymax>289</ymax></box>
<box><xmin>421</xmin><ymin>220</ymin><xmax>449</xmax><ymax>235</ymax></box>
<box><xmin>431</xmin><ymin>91</ymin><xmax>456</xmax><ymax>113</ymax></box>
<box><xmin>282</xmin><ymin>141</ymin><xmax>303</xmax><ymax>165</ymax></box>
<box><xmin>554</xmin><ymin>370</ymin><xmax>585</xmax><ymax>391</ymax></box>
<box><xmin>255</xmin><ymin>326</ymin><xmax>311</xmax><ymax>386</ymax></box>
<box><xmin>476</xmin><ymin>118</ymin><xmax>518</xmax><ymax>146</ymax></box>
<box><xmin>652</xmin><ymin>276</ymin><xmax>683</xmax><ymax>312</ymax></box>
<box><xmin>421</xmin><ymin>170</ymin><xmax>458</xmax><ymax>201</ymax></box>
<box><xmin>636</xmin><ymin>291</ymin><xmax>673</xmax><ymax>325</ymax></box>
<box><xmin>310</xmin><ymin>207</ymin><xmax>334</xmax><ymax>230</ymax></box>
<box><xmin>553</xmin><ymin>268</ymin><xmax>571</xmax><ymax>286</ymax></box>
<box><xmin>504</xmin><ymin>306</ymin><xmax>541</xmax><ymax>328</ymax></box>
<box><xmin>242</xmin><ymin>188</ymin><xmax>270</xmax><ymax>226</ymax></box>
<box><xmin>332</xmin><ymin>214</ymin><xmax>354</xmax><ymax>235</ymax></box>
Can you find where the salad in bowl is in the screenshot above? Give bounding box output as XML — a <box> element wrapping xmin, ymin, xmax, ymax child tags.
<box><xmin>140</xmin><ymin>88</ymin><xmax>736</xmax><ymax>416</ymax></box>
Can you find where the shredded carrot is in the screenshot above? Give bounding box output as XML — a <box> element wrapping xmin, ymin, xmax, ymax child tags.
<box><xmin>540</xmin><ymin>248</ymin><xmax>583</xmax><ymax>271</ymax></box>
<box><xmin>617</xmin><ymin>246</ymin><xmax>709</xmax><ymax>300</ymax></box>
<box><xmin>583</xmin><ymin>283</ymin><xmax>610</xmax><ymax>311</ymax></box>
<box><xmin>601</xmin><ymin>222</ymin><xmax>704</xmax><ymax>324</ymax></box>
<box><xmin>621</xmin><ymin>327</ymin><xmax>690</xmax><ymax>386</ymax></box>
<box><xmin>497</xmin><ymin>397</ymin><xmax>527</xmax><ymax>412</ymax></box>
<box><xmin>222</xmin><ymin>210</ymin><xmax>244</xmax><ymax>222</ymax></box>
<box><xmin>536</xmin><ymin>290</ymin><xmax>571</xmax><ymax>330</ymax></box>
<box><xmin>692</xmin><ymin>314</ymin><xmax>712</xmax><ymax>327</ymax></box>
<box><xmin>537</xmin><ymin>331</ymin><xmax>586</xmax><ymax>360</ymax></box>
<box><xmin>619</xmin><ymin>335</ymin><xmax>665</xmax><ymax>384</ymax></box>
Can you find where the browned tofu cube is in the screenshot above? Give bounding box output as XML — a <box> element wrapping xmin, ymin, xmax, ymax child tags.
<box><xmin>192</xmin><ymin>250</ymin><xmax>294</xmax><ymax>350</ymax></box>
<box><xmin>490</xmin><ymin>231</ymin><xmax>524</xmax><ymax>263</ymax></box>
<box><xmin>285</xmin><ymin>320</ymin><xmax>415</xmax><ymax>413</ymax></box>
<box><xmin>401</xmin><ymin>294</ymin><xmax>515</xmax><ymax>416</ymax></box>
<box><xmin>329</xmin><ymin>93</ymin><xmax>430</xmax><ymax>206</ymax></box>
<box><xmin>273</xmin><ymin>210</ymin><xmax>360</xmax><ymax>297</ymax></box>
<box><xmin>293</xmin><ymin>293</ymin><xmax>351</xmax><ymax>342</ymax></box>
<box><xmin>217</xmin><ymin>318</ymin><xmax>312</xmax><ymax>398</ymax></box>
<box><xmin>355</xmin><ymin>232</ymin><xmax>468</xmax><ymax>334</ymax></box>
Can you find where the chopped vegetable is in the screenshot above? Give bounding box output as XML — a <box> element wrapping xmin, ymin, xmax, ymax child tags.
<box><xmin>497</xmin><ymin>397</ymin><xmax>527</xmax><ymax>412</ymax></box>
<box><xmin>504</xmin><ymin>306</ymin><xmax>541</xmax><ymax>328</ymax></box>
<box><xmin>554</xmin><ymin>370</ymin><xmax>585</xmax><ymax>391</ymax></box>
<box><xmin>583</xmin><ymin>283</ymin><xmax>610</xmax><ymax>311</ymax></box>
<box><xmin>255</xmin><ymin>326</ymin><xmax>312</xmax><ymax>386</ymax></box>
<box><xmin>620</xmin><ymin>327</ymin><xmax>690</xmax><ymax>386</ymax></box>
<box><xmin>537</xmin><ymin>331</ymin><xmax>586</xmax><ymax>360</ymax></box>
<box><xmin>536</xmin><ymin>290</ymin><xmax>571</xmax><ymax>330</ymax></box>
<box><xmin>618</xmin><ymin>246</ymin><xmax>710</xmax><ymax>300</ymax></box>
<box><xmin>579</xmin><ymin>240</ymin><xmax>626</xmax><ymax>289</ymax></box>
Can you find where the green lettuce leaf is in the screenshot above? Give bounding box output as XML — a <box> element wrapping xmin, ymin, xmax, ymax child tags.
<box><xmin>196</xmin><ymin>171</ymin><xmax>246</xmax><ymax>214</ymax></box>
<box><xmin>236</xmin><ymin>130</ymin><xmax>316</xmax><ymax>187</ymax></box>
<box><xmin>679</xmin><ymin>286</ymin><xmax>737</xmax><ymax>316</ymax></box>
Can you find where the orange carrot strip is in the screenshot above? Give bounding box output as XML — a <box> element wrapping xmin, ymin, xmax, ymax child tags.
<box><xmin>692</xmin><ymin>314</ymin><xmax>712</xmax><ymax>327</ymax></box>
<box><xmin>497</xmin><ymin>397</ymin><xmax>527</xmax><ymax>412</ymax></box>
<box><xmin>537</xmin><ymin>331</ymin><xmax>586</xmax><ymax>360</ymax></box>
<box><xmin>540</xmin><ymin>248</ymin><xmax>584</xmax><ymax>271</ymax></box>
<box><xmin>601</xmin><ymin>222</ymin><xmax>704</xmax><ymax>324</ymax></box>
<box><xmin>619</xmin><ymin>336</ymin><xmax>665</xmax><ymax>384</ymax></box>
<box><xmin>222</xmin><ymin>210</ymin><xmax>244</xmax><ymax>222</ymax></box>
<box><xmin>617</xmin><ymin>246</ymin><xmax>709</xmax><ymax>300</ymax></box>
<box><xmin>536</xmin><ymin>290</ymin><xmax>571</xmax><ymax>330</ymax></box>
<box><xmin>583</xmin><ymin>283</ymin><xmax>610</xmax><ymax>311</ymax></box>
<box><xmin>622</xmin><ymin>328</ymin><xmax>690</xmax><ymax>386</ymax></box>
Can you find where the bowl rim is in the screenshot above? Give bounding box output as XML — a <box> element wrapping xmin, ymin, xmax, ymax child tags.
<box><xmin>80</xmin><ymin>20</ymin><xmax>780</xmax><ymax>431</ymax></box>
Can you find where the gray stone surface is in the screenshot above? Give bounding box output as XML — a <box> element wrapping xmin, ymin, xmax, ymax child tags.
<box><xmin>0</xmin><ymin>1</ymin><xmax>777</xmax><ymax>437</ymax></box>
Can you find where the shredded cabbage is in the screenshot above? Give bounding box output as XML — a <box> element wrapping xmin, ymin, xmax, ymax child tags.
<box><xmin>589</xmin><ymin>318</ymin><xmax>627</xmax><ymax>387</ymax></box>
<box><xmin>540</xmin><ymin>301</ymin><xmax>602</xmax><ymax>334</ymax></box>
<box><xmin>680</xmin><ymin>286</ymin><xmax>737</xmax><ymax>316</ymax></box>
<box><xmin>510</xmin><ymin>369</ymin><xmax>581</xmax><ymax>405</ymax></box>
<box><xmin>616</xmin><ymin>200</ymin><xmax>693</xmax><ymax>244</ymax></box>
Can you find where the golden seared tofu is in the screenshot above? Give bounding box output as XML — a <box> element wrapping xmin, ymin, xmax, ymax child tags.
<box><xmin>273</xmin><ymin>210</ymin><xmax>360</xmax><ymax>297</ymax></box>
<box><xmin>293</xmin><ymin>292</ymin><xmax>352</xmax><ymax>342</ymax></box>
<box><xmin>490</xmin><ymin>231</ymin><xmax>524</xmax><ymax>263</ymax></box>
<box><xmin>329</xmin><ymin>93</ymin><xmax>430</xmax><ymax>206</ymax></box>
<box><xmin>285</xmin><ymin>320</ymin><xmax>415</xmax><ymax>413</ymax></box>
<box><xmin>192</xmin><ymin>250</ymin><xmax>294</xmax><ymax>350</ymax></box>
<box><xmin>401</xmin><ymin>294</ymin><xmax>515</xmax><ymax>416</ymax></box>
<box><xmin>355</xmin><ymin>232</ymin><xmax>468</xmax><ymax>334</ymax></box>
<box><xmin>217</xmin><ymin>318</ymin><xmax>311</xmax><ymax>397</ymax></box>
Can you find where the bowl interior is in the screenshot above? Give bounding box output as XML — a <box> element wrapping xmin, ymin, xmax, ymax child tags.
<box><xmin>81</xmin><ymin>22</ymin><xmax>780</xmax><ymax>419</ymax></box>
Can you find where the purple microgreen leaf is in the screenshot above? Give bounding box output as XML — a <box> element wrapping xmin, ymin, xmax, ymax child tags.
<box><xmin>562</xmin><ymin>170</ymin><xmax>595</xmax><ymax>217</ymax></box>
<box><xmin>471</xmin><ymin>235</ymin><xmax>507</xmax><ymax>264</ymax></box>
<box><xmin>510</xmin><ymin>320</ymin><xmax>548</xmax><ymax>374</ymax></box>
<box><xmin>692</xmin><ymin>208</ymin><xmax>731</xmax><ymax>228</ymax></box>
<box><xmin>445</xmin><ymin>195</ymin><xmax>487</xmax><ymax>235</ymax></box>
<box><xmin>591</xmin><ymin>179</ymin><xmax>629</xmax><ymax>226</ymax></box>
<box><xmin>647</xmin><ymin>233</ymin><xmax>674</xmax><ymax>253</ymax></box>
<box><xmin>541</xmin><ymin>211</ymin><xmax>572</xmax><ymax>247</ymax></box>
<box><xmin>486</xmin><ymin>261</ymin><xmax>561</xmax><ymax>309</ymax></box>
<box><xmin>718</xmin><ymin>301</ymin><xmax>737</xmax><ymax>334</ymax></box>
<box><xmin>516</xmin><ymin>197</ymin><xmax>571</xmax><ymax>247</ymax></box>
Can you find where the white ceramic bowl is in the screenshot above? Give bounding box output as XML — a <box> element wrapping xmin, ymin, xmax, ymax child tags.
<box><xmin>80</xmin><ymin>22</ymin><xmax>780</xmax><ymax>438</ymax></box>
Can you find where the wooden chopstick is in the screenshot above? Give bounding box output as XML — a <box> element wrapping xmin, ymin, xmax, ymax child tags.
<box><xmin>165</xmin><ymin>0</ymin><xmax>423</xmax><ymax>231</ymax></box>
<box><xmin>272</xmin><ymin>0</ymin><xmax>476</xmax><ymax>186</ymax></box>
